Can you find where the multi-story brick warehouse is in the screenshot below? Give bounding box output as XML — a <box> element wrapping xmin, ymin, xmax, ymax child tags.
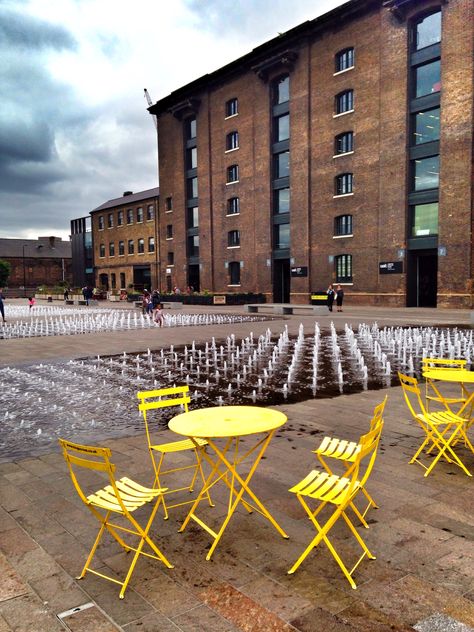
<box><xmin>90</xmin><ymin>188</ymin><xmax>159</xmax><ymax>292</ymax></box>
<box><xmin>149</xmin><ymin>0</ymin><xmax>473</xmax><ymax>307</ymax></box>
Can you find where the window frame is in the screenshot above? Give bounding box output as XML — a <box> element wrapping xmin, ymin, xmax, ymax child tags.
<box><xmin>127</xmin><ymin>209</ymin><xmax>133</xmax><ymax>224</ymax></box>
<box><xmin>148</xmin><ymin>236</ymin><xmax>155</xmax><ymax>253</ymax></box>
<box><xmin>228</xmin><ymin>261</ymin><xmax>241</xmax><ymax>286</ymax></box>
<box><xmin>334</xmin><ymin>214</ymin><xmax>353</xmax><ymax>237</ymax></box>
<box><xmin>166</xmin><ymin>224</ymin><xmax>173</xmax><ymax>240</ymax></box>
<box><xmin>118</xmin><ymin>240</ymin><xmax>125</xmax><ymax>256</ymax></box>
<box><xmin>335</xmin><ymin>90</ymin><xmax>354</xmax><ymax>116</ymax></box>
<box><xmin>225</xmin><ymin>131</ymin><xmax>239</xmax><ymax>152</ymax></box>
<box><xmin>127</xmin><ymin>239</ymin><xmax>134</xmax><ymax>255</ymax></box>
<box><xmin>227</xmin><ymin>229</ymin><xmax>241</xmax><ymax>248</ymax></box>
<box><xmin>335</xmin><ymin>254</ymin><xmax>353</xmax><ymax>283</ymax></box>
<box><xmin>334</xmin><ymin>131</ymin><xmax>354</xmax><ymax>156</ymax></box>
<box><xmin>99</xmin><ymin>243</ymin><xmax>105</xmax><ymax>258</ymax></box>
<box><xmin>136</xmin><ymin>207</ymin><xmax>144</xmax><ymax>223</ymax></box>
<box><xmin>137</xmin><ymin>238</ymin><xmax>145</xmax><ymax>254</ymax></box>
<box><xmin>146</xmin><ymin>204</ymin><xmax>154</xmax><ymax>221</ymax></box>
<box><xmin>227</xmin><ymin>197</ymin><xmax>240</xmax><ymax>216</ymax></box>
<box><xmin>98</xmin><ymin>216</ymin><xmax>104</xmax><ymax>230</ymax></box>
<box><xmin>226</xmin><ymin>164</ymin><xmax>239</xmax><ymax>184</ymax></box>
<box><xmin>117</xmin><ymin>210</ymin><xmax>124</xmax><ymax>226</ymax></box>
<box><xmin>109</xmin><ymin>241</ymin><xmax>115</xmax><ymax>257</ymax></box>
<box><xmin>167</xmin><ymin>251</ymin><xmax>174</xmax><ymax>266</ymax></box>
<box><xmin>335</xmin><ymin>173</ymin><xmax>354</xmax><ymax>196</ymax></box>
<box><xmin>107</xmin><ymin>213</ymin><xmax>114</xmax><ymax>228</ymax></box>
<box><xmin>335</xmin><ymin>47</ymin><xmax>355</xmax><ymax>74</ymax></box>
<box><xmin>225</xmin><ymin>98</ymin><xmax>238</xmax><ymax>118</ymax></box>
<box><xmin>413</xmin><ymin>10</ymin><xmax>442</xmax><ymax>52</ymax></box>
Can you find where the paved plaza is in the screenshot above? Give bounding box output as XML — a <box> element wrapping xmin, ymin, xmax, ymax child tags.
<box><xmin>0</xmin><ymin>302</ymin><xmax>473</xmax><ymax>631</ymax></box>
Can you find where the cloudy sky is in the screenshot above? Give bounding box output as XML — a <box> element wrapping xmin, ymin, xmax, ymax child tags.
<box><xmin>0</xmin><ymin>0</ymin><xmax>346</xmax><ymax>240</ymax></box>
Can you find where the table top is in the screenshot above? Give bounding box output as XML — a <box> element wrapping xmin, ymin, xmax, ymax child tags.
<box><xmin>423</xmin><ymin>368</ymin><xmax>474</xmax><ymax>383</ymax></box>
<box><xmin>168</xmin><ymin>405</ymin><xmax>287</xmax><ymax>438</ymax></box>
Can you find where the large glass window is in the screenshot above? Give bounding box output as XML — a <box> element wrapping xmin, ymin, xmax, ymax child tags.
<box><xmin>336</xmin><ymin>90</ymin><xmax>354</xmax><ymax>114</ymax></box>
<box><xmin>226</xmin><ymin>131</ymin><xmax>239</xmax><ymax>151</ymax></box>
<box><xmin>335</xmin><ymin>131</ymin><xmax>354</xmax><ymax>154</ymax></box>
<box><xmin>229</xmin><ymin>261</ymin><xmax>240</xmax><ymax>285</ymax></box>
<box><xmin>227</xmin><ymin>230</ymin><xmax>240</xmax><ymax>247</ymax></box>
<box><xmin>275</xmin><ymin>114</ymin><xmax>289</xmax><ymax>141</ymax></box>
<box><xmin>274</xmin><ymin>188</ymin><xmax>290</xmax><ymax>214</ymax></box>
<box><xmin>413</xmin><ymin>108</ymin><xmax>440</xmax><ymax>144</ymax></box>
<box><xmin>274</xmin><ymin>151</ymin><xmax>289</xmax><ymax>178</ymax></box>
<box><xmin>415</xmin><ymin>60</ymin><xmax>441</xmax><ymax>98</ymax></box>
<box><xmin>335</xmin><ymin>173</ymin><xmax>353</xmax><ymax>195</ymax></box>
<box><xmin>273</xmin><ymin>75</ymin><xmax>289</xmax><ymax>105</ymax></box>
<box><xmin>334</xmin><ymin>215</ymin><xmax>353</xmax><ymax>236</ymax></box>
<box><xmin>227</xmin><ymin>197</ymin><xmax>240</xmax><ymax>215</ymax></box>
<box><xmin>118</xmin><ymin>240</ymin><xmax>124</xmax><ymax>256</ymax></box>
<box><xmin>335</xmin><ymin>254</ymin><xmax>352</xmax><ymax>282</ymax></box>
<box><xmin>187</xmin><ymin>177</ymin><xmax>198</xmax><ymax>198</ymax></box>
<box><xmin>137</xmin><ymin>238</ymin><xmax>144</xmax><ymax>254</ymax></box>
<box><xmin>274</xmin><ymin>223</ymin><xmax>290</xmax><ymax>250</ymax></box>
<box><xmin>335</xmin><ymin>48</ymin><xmax>354</xmax><ymax>72</ymax></box>
<box><xmin>188</xmin><ymin>235</ymin><xmax>199</xmax><ymax>257</ymax></box>
<box><xmin>411</xmin><ymin>202</ymin><xmax>439</xmax><ymax>237</ymax></box>
<box><xmin>415</xmin><ymin>11</ymin><xmax>441</xmax><ymax>51</ymax></box>
<box><xmin>413</xmin><ymin>155</ymin><xmax>439</xmax><ymax>190</ymax></box>
<box><xmin>185</xmin><ymin>117</ymin><xmax>196</xmax><ymax>139</ymax></box>
<box><xmin>188</xmin><ymin>206</ymin><xmax>199</xmax><ymax>228</ymax></box>
<box><xmin>226</xmin><ymin>164</ymin><xmax>239</xmax><ymax>183</ymax></box>
<box><xmin>226</xmin><ymin>98</ymin><xmax>238</xmax><ymax>117</ymax></box>
<box><xmin>186</xmin><ymin>147</ymin><xmax>197</xmax><ymax>170</ymax></box>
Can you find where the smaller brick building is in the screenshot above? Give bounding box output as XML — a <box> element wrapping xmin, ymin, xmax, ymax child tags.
<box><xmin>0</xmin><ymin>236</ymin><xmax>72</xmax><ymax>295</ymax></box>
<box><xmin>90</xmin><ymin>188</ymin><xmax>159</xmax><ymax>292</ymax></box>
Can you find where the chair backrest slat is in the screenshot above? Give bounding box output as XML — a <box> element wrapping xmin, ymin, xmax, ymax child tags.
<box><xmin>136</xmin><ymin>386</ymin><xmax>191</xmax><ymax>448</ymax></box>
<box><xmin>138</xmin><ymin>395</ymin><xmax>190</xmax><ymax>412</ymax></box>
<box><xmin>398</xmin><ymin>372</ymin><xmax>426</xmax><ymax>417</ymax></box>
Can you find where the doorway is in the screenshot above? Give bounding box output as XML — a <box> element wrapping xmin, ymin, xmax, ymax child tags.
<box><xmin>133</xmin><ymin>265</ymin><xmax>151</xmax><ymax>292</ymax></box>
<box><xmin>407</xmin><ymin>250</ymin><xmax>437</xmax><ymax>307</ymax></box>
<box><xmin>273</xmin><ymin>259</ymin><xmax>290</xmax><ymax>303</ymax></box>
<box><xmin>187</xmin><ymin>264</ymin><xmax>200</xmax><ymax>293</ymax></box>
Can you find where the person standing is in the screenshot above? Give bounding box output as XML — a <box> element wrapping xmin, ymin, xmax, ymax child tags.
<box><xmin>0</xmin><ymin>288</ymin><xmax>5</xmax><ymax>323</ymax></box>
<box><xmin>335</xmin><ymin>284</ymin><xmax>344</xmax><ymax>312</ymax></box>
<box><xmin>327</xmin><ymin>284</ymin><xmax>335</xmax><ymax>312</ymax></box>
<box><xmin>63</xmin><ymin>288</ymin><xmax>69</xmax><ymax>301</ymax></box>
<box><xmin>154</xmin><ymin>303</ymin><xmax>164</xmax><ymax>327</ymax></box>
<box><xmin>28</xmin><ymin>296</ymin><xmax>36</xmax><ymax>310</ymax></box>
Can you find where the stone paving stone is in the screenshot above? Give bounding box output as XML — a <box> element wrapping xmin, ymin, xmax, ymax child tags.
<box><xmin>123</xmin><ymin>612</ymin><xmax>182</xmax><ymax>630</ymax></box>
<box><xmin>0</xmin><ymin>480</ymin><xmax>32</xmax><ymax>511</ymax></box>
<box><xmin>0</xmin><ymin>615</ymin><xmax>11</xmax><ymax>632</ymax></box>
<box><xmin>0</xmin><ymin>594</ymin><xmax>64</xmax><ymax>632</ymax></box>
<box><xmin>0</xmin><ymin>526</ymin><xmax>39</xmax><ymax>562</ymax></box>
<box><xmin>17</xmin><ymin>458</ymin><xmax>58</xmax><ymax>478</ymax></box>
<box><xmin>171</xmin><ymin>604</ymin><xmax>242</xmax><ymax>632</ymax></box>
<box><xmin>0</xmin><ymin>553</ymin><xmax>30</xmax><ymax>602</ymax></box>
<box><xmin>58</xmin><ymin>603</ymin><xmax>119</xmax><ymax>631</ymax></box>
<box><xmin>29</xmin><ymin>570</ymin><xmax>88</xmax><ymax>614</ymax></box>
<box><xmin>414</xmin><ymin>613</ymin><xmax>474</xmax><ymax>632</ymax></box>
<box><xmin>0</xmin><ymin>506</ymin><xmax>17</xmax><ymax>532</ymax></box>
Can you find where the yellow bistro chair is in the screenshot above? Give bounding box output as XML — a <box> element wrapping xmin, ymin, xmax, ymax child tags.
<box><xmin>313</xmin><ymin>396</ymin><xmax>387</xmax><ymax>526</ymax></box>
<box><xmin>288</xmin><ymin>417</ymin><xmax>384</xmax><ymax>588</ymax></box>
<box><xmin>421</xmin><ymin>358</ymin><xmax>469</xmax><ymax>413</ymax></box>
<box><xmin>58</xmin><ymin>438</ymin><xmax>173</xmax><ymax>599</ymax></box>
<box><xmin>137</xmin><ymin>386</ymin><xmax>212</xmax><ymax>519</ymax></box>
<box><xmin>398</xmin><ymin>372</ymin><xmax>473</xmax><ymax>477</ymax></box>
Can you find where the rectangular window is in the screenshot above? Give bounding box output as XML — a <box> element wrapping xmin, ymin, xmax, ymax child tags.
<box><xmin>275</xmin><ymin>114</ymin><xmax>289</xmax><ymax>141</ymax></box>
<box><xmin>226</xmin><ymin>131</ymin><xmax>239</xmax><ymax>151</ymax></box>
<box><xmin>335</xmin><ymin>131</ymin><xmax>354</xmax><ymax>154</ymax></box>
<box><xmin>136</xmin><ymin>207</ymin><xmax>143</xmax><ymax>223</ymax></box>
<box><xmin>167</xmin><ymin>251</ymin><xmax>174</xmax><ymax>265</ymax></box>
<box><xmin>413</xmin><ymin>155</ymin><xmax>439</xmax><ymax>191</ymax></box>
<box><xmin>137</xmin><ymin>238</ymin><xmax>145</xmax><ymax>254</ymax></box>
<box><xmin>118</xmin><ymin>240</ymin><xmax>124</xmax><ymax>256</ymax></box>
<box><xmin>186</xmin><ymin>147</ymin><xmax>197</xmax><ymax>169</ymax></box>
<box><xmin>166</xmin><ymin>224</ymin><xmax>173</xmax><ymax>239</ymax></box>
<box><xmin>146</xmin><ymin>204</ymin><xmax>154</xmax><ymax>220</ymax></box>
<box><xmin>117</xmin><ymin>210</ymin><xmax>124</xmax><ymax>226</ymax></box>
<box><xmin>187</xmin><ymin>177</ymin><xmax>198</xmax><ymax>198</ymax></box>
<box><xmin>413</xmin><ymin>108</ymin><xmax>440</xmax><ymax>144</ymax></box>
<box><xmin>110</xmin><ymin>273</ymin><xmax>116</xmax><ymax>289</ymax></box>
<box><xmin>274</xmin><ymin>223</ymin><xmax>290</xmax><ymax>250</ymax></box>
<box><xmin>128</xmin><ymin>239</ymin><xmax>134</xmax><ymax>254</ymax></box>
<box><xmin>273</xmin><ymin>75</ymin><xmax>289</xmax><ymax>105</ymax></box>
<box><xmin>188</xmin><ymin>206</ymin><xmax>199</xmax><ymax>228</ymax></box>
<box><xmin>109</xmin><ymin>242</ymin><xmax>115</xmax><ymax>256</ymax></box>
<box><xmin>229</xmin><ymin>261</ymin><xmax>241</xmax><ymax>285</ymax></box>
<box><xmin>411</xmin><ymin>202</ymin><xmax>439</xmax><ymax>237</ymax></box>
<box><xmin>98</xmin><ymin>216</ymin><xmax>104</xmax><ymax>230</ymax></box>
<box><xmin>107</xmin><ymin>213</ymin><xmax>114</xmax><ymax>228</ymax></box>
<box><xmin>335</xmin><ymin>173</ymin><xmax>353</xmax><ymax>195</ymax></box>
<box><xmin>226</xmin><ymin>98</ymin><xmax>238</xmax><ymax>117</ymax></box>
<box><xmin>188</xmin><ymin>235</ymin><xmax>199</xmax><ymax>257</ymax></box>
<box><xmin>335</xmin><ymin>48</ymin><xmax>354</xmax><ymax>73</ymax></box>
<box><xmin>185</xmin><ymin>118</ymin><xmax>196</xmax><ymax>139</ymax></box>
<box><xmin>120</xmin><ymin>272</ymin><xmax>125</xmax><ymax>288</ymax></box>
<box><xmin>274</xmin><ymin>188</ymin><xmax>290</xmax><ymax>214</ymax></box>
<box><xmin>165</xmin><ymin>197</ymin><xmax>173</xmax><ymax>211</ymax></box>
<box><xmin>334</xmin><ymin>215</ymin><xmax>353</xmax><ymax>236</ymax></box>
<box><xmin>226</xmin><ymin>164</ymin><xmax>239</xmax><ymax>183</ymax></box>
<box><xmin>274</xmin><ymin>151</ymin><xmax>289</xmax><ymax>179</ymax></box>
<box><xmin>415</xmin><ymin>60</ymin><xmax>441</xmax><ymax>98</ymax></box>
<box><xmin>227</xmin><ymin>197</ymin><xmax>240</xmax><ymax>215</ymax></box>
<box><xmin>99</xmin><ymin>243</ymin><xmax>105</xmax><ymax>257</ymax></box>
<box><xmin>415</xmin><ymin>11</ymin><xmax>441</xmax><ymax>51</ymax></box>
<box><xmin>227</xmin><ymin>230</ymin><xmax>240</xmax><ymax>247</ymax></box>
<box><xmin>148</xmin><ymin>236</ymin><xmax>155</xmax><ymax>252</ymax></box>
<box><xmin>335</xmin><ymin>90</ymin><xmax>354</xmax><ymax>114</ymax></box>
<box><xmin>335</xmin><ymin>254</ymin><xmax>352</xmax><ymax>282</ymax></box>
<box><xmin>127</xmin><ymin>209</ymin><xmax>133</xmax><ymax>224</ymax></box>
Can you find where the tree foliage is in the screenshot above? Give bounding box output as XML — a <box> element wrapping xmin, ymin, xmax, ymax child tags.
<box><xmin>0</xmin><ymin>260</ymin><xmax>11</xmax><ymax>287</ymax></box>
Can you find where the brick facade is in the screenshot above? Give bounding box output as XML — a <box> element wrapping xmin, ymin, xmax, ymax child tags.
<box><xmin>151</xmin><ymin>0</ymin><xmax>474</xmax><ymax>307</ymax></box>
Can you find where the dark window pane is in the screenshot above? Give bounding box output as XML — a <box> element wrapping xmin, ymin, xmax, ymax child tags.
<box><xmin>136</xmin><ymin>207</ymin><xmax>143</xmax><ymax>222</ymax></box>
<box><xmin>335</xmin><ymin>215</ymin><xmax>353</xmax><ymax>235</ymax></box>
<box><xmin>128</xmin><ymin>239</ymin><xmax>134</xmax><ymax>254</ymax></box>
<box><xmin>119</xmin><ymin>241</ymin><xmax>124</xmax><ymax>256</ymax></box>
<box><xmin>227</xmin><ymin>165</ymin><xmax>239</xmax><ymax>183</ymax></box>
<box><xmin>274</xmin><ymin>223</ymin><xmax>290</xmax><ymax>249</ymax></box>
<box><xmin>275</xmin><ymin>188</ymin><xmax>290</xmax><ymax>214</ymax></box>
<box><xmin>415</xmin><ymin>60</ymin><xmax>441</xmax><ymax>98</ymax></box>
<box><xmin>274</xmin><ymin>151</ymin><xmax>289</xmax><ymax>178</ymax></box>
<box><xmin>186</xmin><ymin>118</ymin><xmax>196</xmax><ymax>139</ymax></box>
<box><xmin>109</xmin><ymin>242</ymin><xmax>115</xmax><ymax>256</ymax></box>
<box><xmin>335</xmin><ymin>131</ymin><xmax>354</xmax><ymax>154</ymax></box>
<box><xmin>335</xmin><ymin>173</ymin><xmax>353</xmax><ymax>195</ymax></box>
<box><xmin>98</xmin><ymin>216</ymin><xmax>104</xmax><ymax>230</ymax></box>
<box><xmin>167</xmin><ymin>252</ymin><xmax>174</xmax><ymax>265</ymax></box>
<box><xmin>229</xmin><ymin>261</ymin><xmax>240</xmax><ymax>285</ymax></box>
<box><xmin>138</xmin><ymin>238</ymin><xmax>144</xmax><ymax>253</ymax></box>
<box><xmin>127</xmin><ymin>209</ymin><xmax>133</xmax><ymax>224</ymax></box>
<box><xmin>274</xmin><ymin>75</ymin><xmax>289</xmax><ymax>104</ymax></box>
<box><xmin>226</xmin><ymin>98</ymin><xmax>238</xmax><ymax>117</ymax></box>
<box><xmin>335</xmin><ymin>254</ymin><xmax>352</xmax><ymax>282</ymax></box>
<box><xmin>120</xmin><ymin>273</ymin><xmax>125</xmax><ymax>288</ymax></box>
<box><xmin>226</xmin><ymin>131</ymin><xmax>239</xmax><ymax>150</ymax></box>
<box><xmin>187</xmin><ymin>177</ymin><xmax>198</xmax><ymax>198</ymax></box>
<box><xmin>228</xmin><ymin>230</ymin><xmax>240</xmax><ymax>247</ymax></box>
<box><xmin>413</xmin><ymin>155</ymin><xmax>439</xmax><ymax>190</ymax></box>
<box><xmin>99</xmin><ymin>244</ymin><xmax>105</xmax><ymax>257</ymax></box>
<box><xmin>227</xmin><ymin>197</ymin><xmax>240</xmax><ymax>215</ymax></box>
<box><xmin>108</xmin><ymin>213</ymin><xmax>113</xmax><ymax>228</ymax></box>
<box><xmin>411</xmin><ymin>202</ymin><xmax>439</xmax><ymax>237</ymax></box>
<box><xmin>188</xmin><ymin>235</ymin><xmax>199</xmax><ymax>257</ymax></box>
<box><xmin>413</xmin><ymin>108</ymin><xmax>440</xmax><ymax>144</ymax></box>
<box><xmin>186</xmin><ymin>147</ymin><xmax>197</xmax><ymax>169</ymax></box>
<box><xmin>148</xmin><ymin>237</ymin><xmax>155</xmax><ymax>252</ymax></box>
<box><xmin>147</xmin><ymin>205</ymin><xmax>154</xmax><ymax>220</ymax></box>
<box><xmin>336</xmin><ymin>48</ymin><xmax>354</xmax><ymax>72</ymax></box>
<box><xmin>336</xmin><ymin>90</ymin><xmax>353</xmax><ymax>114</ymax></box>
<box><xmin>415</xmin><ymin>11</ymin><xmax>441</xmax><ymax>50</ymax></box>
<box><xmin>275</xmin><ymin>114</ymin><xmax>289</xmax><ymax>141</ymax></box>
<box><xmin>165</xmin><ymin>197</ymin><xmax>173</xmax><ymax>211</ymax></box>
<box><xmin>188</xmin><ymin>206</ymin><xmax>199</xmax><ymax>227</ymax></box>
<box><xmin>117</xmin><ymin>210</ymin><xmax>123</xmax><ymax>225</ymax></box>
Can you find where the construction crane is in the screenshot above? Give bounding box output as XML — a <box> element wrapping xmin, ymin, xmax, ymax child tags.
<box><xmin>144</xmin><ymin>88</ymin><xmax>158</xmax><ymax>130</ymax></box>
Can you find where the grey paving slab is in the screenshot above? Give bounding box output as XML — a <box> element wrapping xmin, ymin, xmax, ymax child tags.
<box><xmin>414</xmin><ymin>613</ymin><xmax>474</xmax><ymax>632</ymax></box>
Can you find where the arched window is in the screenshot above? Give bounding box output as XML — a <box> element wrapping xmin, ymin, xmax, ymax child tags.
<box><xmin>335</xmin><ymin>90</ymin><xmax>354</xmax><ymax>115</ymax></box>
<box><xmin>335</xmin><ymin>47</ymin><xmax>354</xmax><ymax>73</ymax></box>
<box><xmin>335</xmin><ymin>173</ymin><xmax>353</xmax><ymax>196</ymax></box>
<box><xmin>334</xmin><ymin>215</ymin><xmax>353</xmax><ymax>236</ymax></box>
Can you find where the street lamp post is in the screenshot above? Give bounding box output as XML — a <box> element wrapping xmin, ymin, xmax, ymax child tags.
<box><xmin>22</xmin><ymin>244</ymin><xmax>27</xmax><ymax>298</ymax></box>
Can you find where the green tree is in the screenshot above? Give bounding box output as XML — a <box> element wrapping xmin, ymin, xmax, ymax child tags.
<box><xmin>0</xmin><ymin>260</ymin><xmax>11</xmax><ymax>287</ymax></box>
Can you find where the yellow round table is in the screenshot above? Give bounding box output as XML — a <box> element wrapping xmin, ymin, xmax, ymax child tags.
<box><xmin>422</xmin><ymin>367</ymin><xmax>474</xmax><ymax>417</ymax></box>
<box><xmin>169</xmin><ymin>405</ymin><xmax>288</xmax><ymax>560</ymax></box>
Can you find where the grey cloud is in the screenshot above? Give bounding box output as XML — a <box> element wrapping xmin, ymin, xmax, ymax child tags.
<box><xmin>0</xmin><ymin>7</ymin><xmax>76</xmax><ymax>50</ymax></box>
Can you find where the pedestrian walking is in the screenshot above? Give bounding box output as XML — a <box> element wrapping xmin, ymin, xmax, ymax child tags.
<box><xmin>0</xmin><ymin>288</ymin><xmax>5</xmax><ymax>323</ymax></box>
<box><xmin>64</xmin><ymin>288</ymin><xmax>69</xmax><ymax>301</ymax></box>
<box><xmin>154</xmin><ymin>303</ymin><xmax>164</xmax><ymax>327</ymax></box>
<box><xmin>335</xmin><ymin>284</ymin><xmax>344</xmax><ymax>312</ymax></box>
<box><xmin>151</xmin><ymin>289</ymin><xmax>161</xmax><ymax>310</ymax></box>
<box><xmin>327</xmin><ymin>284</ymin><xmax>335</xmax><ymax>312</ymax></box>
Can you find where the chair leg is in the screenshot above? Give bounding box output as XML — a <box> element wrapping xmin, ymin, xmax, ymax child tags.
<box><xmin>78</xmin><ymin>512</ymin><xmax>109</xmax><ymax>580</ymax></box>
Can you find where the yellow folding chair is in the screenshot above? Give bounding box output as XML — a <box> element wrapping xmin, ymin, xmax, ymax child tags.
<box><xmin>313</xmin><ymin>396</ymin><xmax>387</xmax><ymax>526</ymax></box>
<box><xmin>421</xmin><ymin>358</ymin><xmax>468</xmax><ymax>412</ymax></box>
<box><xmin>58</xmin><ymin>439</ymin><xmax>173</xmax><ymax>599</ymax></box>
<box><xmin>137</xmin><ymin>386</ymin><xmax>212</xmax><ymax>519</ymax></box>
<box><xmin>398</xmin><ymin>372</ymin><xmax>473</xmax><ymax>477</ymax></box>
<box><xmin>288</xmin><ymin>417</ymin><xmax>384</xmax><ymax>588</ymax></box>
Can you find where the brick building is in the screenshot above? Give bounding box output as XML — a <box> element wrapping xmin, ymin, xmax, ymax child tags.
<box><xmin>149</xmin><ymin>0</ymin><xmax>473</xmax><ymax>307</ymax></box>
<box><xmin>0</xmin><ymin>236</ymin><xmax>72</xmax><ymax>295</ymax></box>
<box><xmin>91</xmin><ymin>188</ymin><xmax>159</xmax><ymax>292</ymax></box>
